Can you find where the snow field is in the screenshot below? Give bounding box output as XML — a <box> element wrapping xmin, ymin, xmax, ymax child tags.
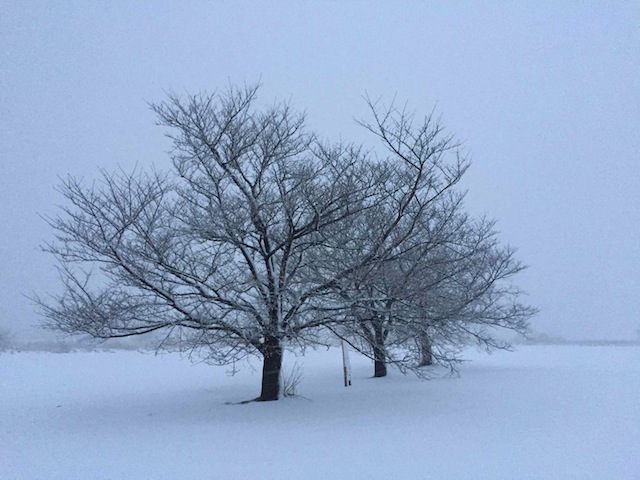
<box><xmin>1</xmin><ymin>346</ymin><xmax>639</xmax><ymax>479</ymax></box>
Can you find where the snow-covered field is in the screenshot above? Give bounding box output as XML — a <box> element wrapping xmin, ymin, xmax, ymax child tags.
<box><xmin>2</xmin><ymin>345</ymin><xmax>639</xmax><ymax>479</ymax></box>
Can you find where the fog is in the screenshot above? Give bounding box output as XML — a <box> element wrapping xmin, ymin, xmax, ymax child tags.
<box><xmin>1</xmin><ymin>1</ymin><xmax>638</xmax><ymax>341</ymax></box>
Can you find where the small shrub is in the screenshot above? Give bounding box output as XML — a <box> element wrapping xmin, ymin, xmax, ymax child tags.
<box><xmin>281</xmin><ymin>361</ymin><xmax>303</xmax><ymax>397</ymax></box>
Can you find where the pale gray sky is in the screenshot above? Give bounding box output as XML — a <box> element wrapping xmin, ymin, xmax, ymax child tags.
<box><xmin>1</xmin><ymin>1</ymin><xmax>638</xmax><ymax>340</ymax></box>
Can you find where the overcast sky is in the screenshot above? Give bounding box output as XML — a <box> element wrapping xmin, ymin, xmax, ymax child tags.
<box><xmin>1</xmin><ymin>1</ymin><xmax>638</xmax><ymax>341</ymax></box>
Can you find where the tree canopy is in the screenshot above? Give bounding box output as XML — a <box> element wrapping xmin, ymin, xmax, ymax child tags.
<box><xmin>37</xmin><ymin>85</ymin><xmax>535</xmax><ymax>401</ymax></box>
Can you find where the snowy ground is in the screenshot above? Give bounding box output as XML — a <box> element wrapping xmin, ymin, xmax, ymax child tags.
<box><xmin>2</xmin><ymin>345</ymin><xmax>639</xmax><ymax>479</ymax></box>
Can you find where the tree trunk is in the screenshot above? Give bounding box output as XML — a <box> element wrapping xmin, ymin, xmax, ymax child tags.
<box><xmin>373</xmin><ymin>352</ymin><xmax>387</xmax><ymax>377</ymax></box>
<box><xmin>418</xmin><ymin>333</ymin><xmax>433</xmax><ymax>366</ymax></box>
<box><xmin>258</xmin><ymin>336</ymin><xmax>283</xmax><ymax>401</ymax></box>
<box><xmin>372</xmin><ymin>322</ymin><xmax>387</xmax><ymax>377</ymax></box>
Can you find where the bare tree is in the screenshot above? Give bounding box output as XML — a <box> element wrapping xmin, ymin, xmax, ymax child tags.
<box><xmin>0</xmin><ymin>327</ymin><xmax>13</xmax><ymax>352</ymax></box>
<box><xmin>36</xmin><ymin>86</ymin><xmax>535</xmax><ymax>399</ymax></box>
<box><xmin>36</xmin><ymin>86</ymin><xmax>405</xmax><ymax>401</ymax></box>
<box><xmin>328</xmin><ymin>99</ymin><xmax>535</xmax><ymax>376</ymax></box>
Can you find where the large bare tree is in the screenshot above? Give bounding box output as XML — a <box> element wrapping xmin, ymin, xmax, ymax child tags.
<box><xmin>38</xmin><ymin>86</ymin><xmax>400</xmax><ymax>400</ymax></box>
<box><xmin>37</xmin><ymin>85</ymin><xmax>534</xmax><ymax>399</ymax></box>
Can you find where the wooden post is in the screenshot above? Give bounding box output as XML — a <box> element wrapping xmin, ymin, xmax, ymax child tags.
<box><xmin>341</xmin><ymin>338</ymin><xmax>352</xmax><ymax>386</ymax></box>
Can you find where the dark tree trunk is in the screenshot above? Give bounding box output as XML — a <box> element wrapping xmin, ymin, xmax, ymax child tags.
<box><xmin>372</xmin><ymin>322</ymin><xmax>387</xmax><ymax>378</ymax></box>
<box><xmin>373</xmin><ymin>353</ymin><xmax>387</xmax><ymax>377</ymax></box>
<box><xmin>418</xmin><ymin>333</ymin><xmax>434</xmax><ymax>366</ymax></box>
<box><xmin>258</xmin><ymin>336</ymin><xmax>283</xmax><ymax>401</ymax></box>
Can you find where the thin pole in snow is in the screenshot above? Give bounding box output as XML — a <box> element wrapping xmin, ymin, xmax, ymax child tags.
<box><xmin>341</xmin><ymin>338</ymin><xmax>352</xmax><ymax>387</ymax></box>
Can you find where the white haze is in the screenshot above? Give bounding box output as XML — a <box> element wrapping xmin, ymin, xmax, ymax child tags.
<box><xmin>1</xmin><ymin>2</ymin><xmax>639</xmax><ymax>341</ymax></box>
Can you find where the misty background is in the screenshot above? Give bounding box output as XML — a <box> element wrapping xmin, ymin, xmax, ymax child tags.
<box><xmin>1</xmin><ymin>1</ymin><xmax>638</xmax><ymax>343</ymax></box>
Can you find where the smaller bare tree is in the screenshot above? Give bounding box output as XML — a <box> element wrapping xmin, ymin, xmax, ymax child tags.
<box><xmin>327</xmin><ymin>99</ymin><xmax>535</xmax><ymax>376</ymax></box>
